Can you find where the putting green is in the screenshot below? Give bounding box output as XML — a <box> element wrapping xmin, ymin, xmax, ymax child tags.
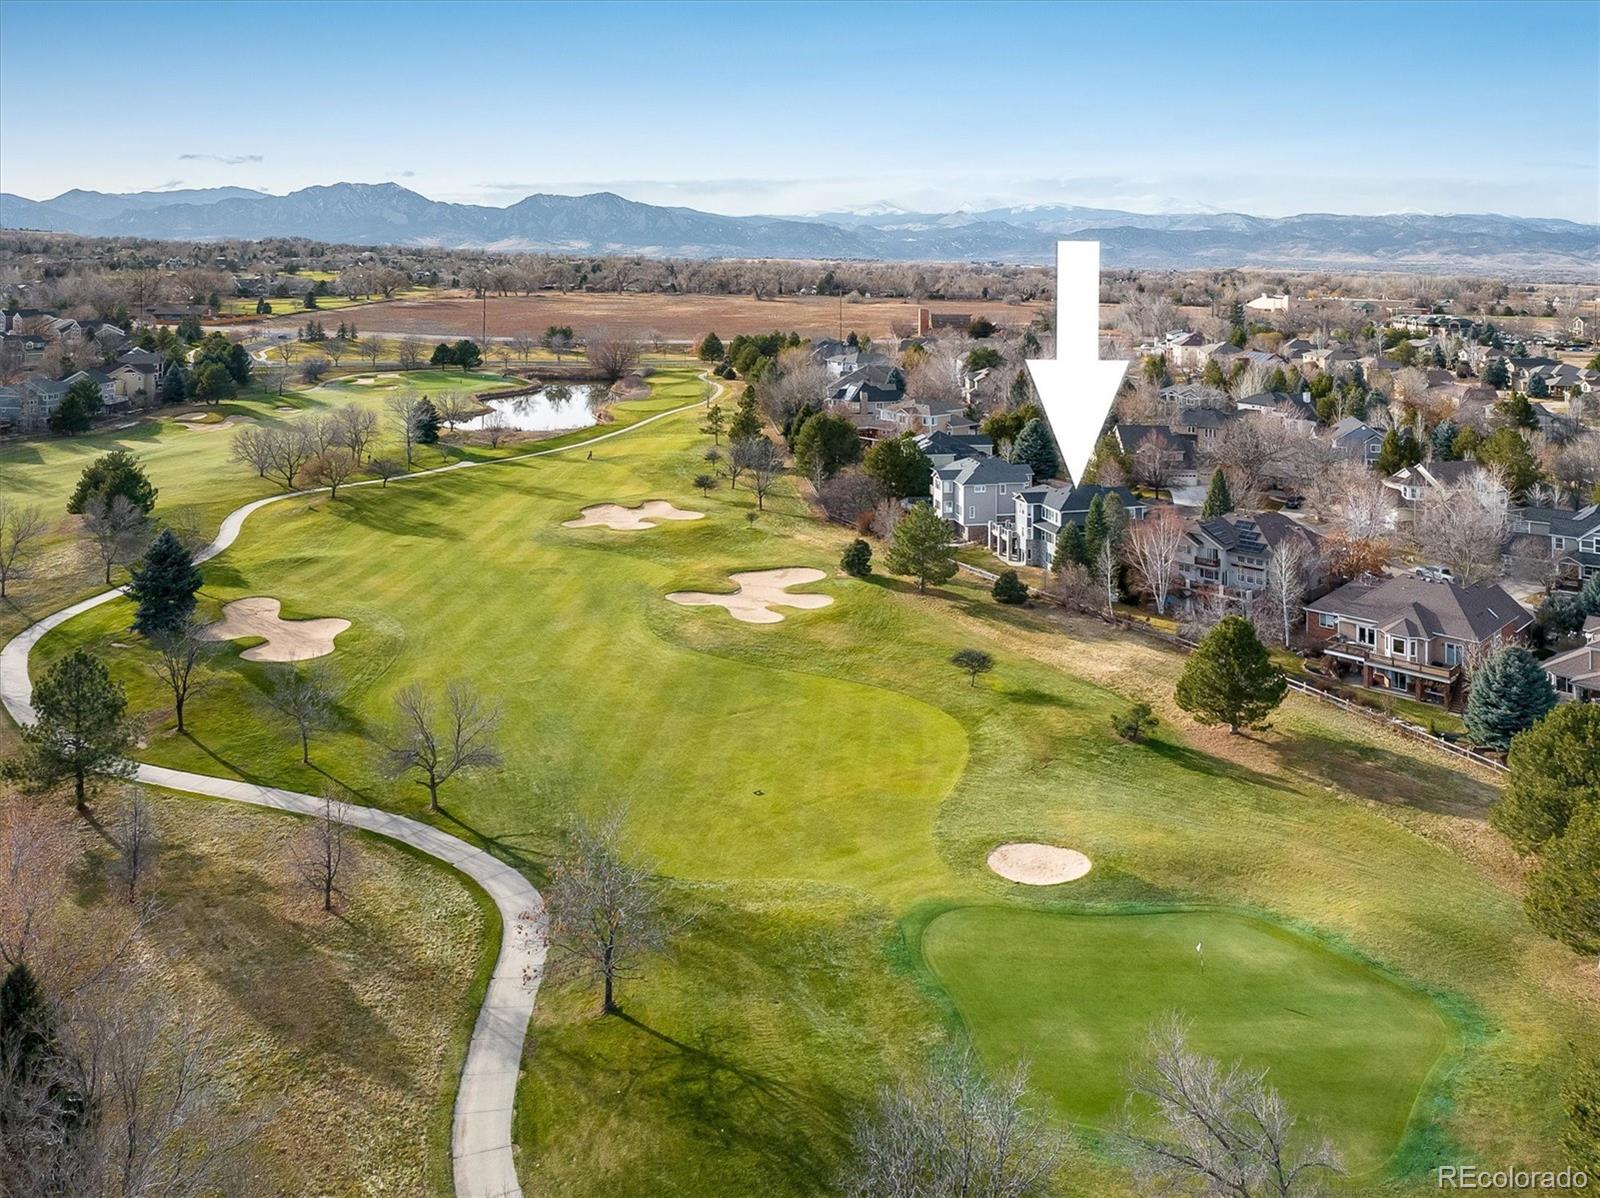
<box><xmin>920</xmin><ymin>906</ymin><xmax>1448</xmax><ymax>1174</ymax></box>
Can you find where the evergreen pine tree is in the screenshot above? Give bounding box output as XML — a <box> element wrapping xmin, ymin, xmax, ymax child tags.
<box><xmin>1580</xmin><ymin>570</ymin><xmax>1600</xmax><ymax>617</ymax></box>
<box><xmin>1009</xmin><ymin>417</ymin><xmax>1060</xmax><ymax>481</ymax></box>
<box><xmin>414</xmin><ymin>398</ymin><xmax>441</xmax><ymax>444</ymax></box>
<box><xmin>1053</xmin><ymin>522</ymin><xmax>1087</xmax><ymax>570</ymax></box>
<box><xmin>20</xmin><ymin>649</ymin><xmax>135</xmax><ymax>808</ymax></box>
<box><xmin>159</xmin><ymin>363</ymin><xmax>187</xmax><ymax>405</ymax></box>
<box><xmin>1083</xmin><ymin>495</ymin><xmax>1107</xmax><ymax>565</ymax></box>
<box><xmin>1524</xmin><ymin>805</ymin><xmax>1600</xmax><ymax>957</ymax></box>
<box><xmin>46</xmin><ymin>390</ymin><xmax>92</xmax><ymax>435</ymax></box>
<box><xmin>1174</xmin><ymin>615</ymin><xmax>1287</xmax><ymax>734</ymax></box>
<box><xmin>840</xmin><ymin>538</ymin><xmax>872</xmax><ymax>578</ymax></box>
<box><xmin>992</xmin><ymin>569</ymin><xmax>1029</xmax><ymax>605</ymax></box>
<box><xmin>67</xmin><ymin>449</ymin><xmax>158</xmax><ymax>516</ymax></box>
<box><xmin>696</xmin><ymin>331</ymin><xmax>725</xmax><ymax>362</ymax></box>
<box><xmin>886</xmin><ymin>504</ymin><xmax>957</xmax><ymax>593</ymax></box>
<box><xmin>1465</xmin><ymin>645</ymin><xmax>1557</xmax><ymax>750</ymax></box>
<box><xmin>1201</xmin><ymin>468</ymin><xmax>1233</xmax><ymax>517</ymax></box>
<box><xmin>126</xmin><ymin>529</ymin><xmax>202</xmax><ymax>639</ymax></box>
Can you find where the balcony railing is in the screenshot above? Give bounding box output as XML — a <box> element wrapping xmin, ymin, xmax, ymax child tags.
<box><xmin>1323</xmin><ymin>639</ymin><xmax>1458</xmax><ymax>681</ymax></box>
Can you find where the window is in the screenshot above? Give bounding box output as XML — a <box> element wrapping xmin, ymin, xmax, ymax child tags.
<box><xmin>1318</xmin><ymin>613</ymin><xmax>1337</xmax><ymax>628</ymax></box>
<box><xmin>998</xmin><ymin>485</ymin><xmax>1007</xmax><ymax>494</ymax></box>
<box><xmin>1444</xmin><ymin>642</ymin><xmax>1463</xmax><ymax>666</ymax></box>
<box><xmin>973</xmin><ymin>485</ymin><xmax>986</xmax><ymax>494</ymax></box>
<box><xmin>1389</xmin><ymin>636</ymin><xmax>1409</xmax><ymax>658</ymax></box>
<box><xmin>1357</xmin><ymin>625</ymin><xmax>1377</xmax><ymax>647</ymax></box>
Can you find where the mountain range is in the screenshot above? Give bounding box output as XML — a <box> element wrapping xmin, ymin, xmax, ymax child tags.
<box><xmin>2</xmin><ymin>183</ymin><xmax>1595</xmax><ymax>277</ymax></box>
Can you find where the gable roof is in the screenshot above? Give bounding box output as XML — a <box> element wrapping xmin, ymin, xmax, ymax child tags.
<box><xmin>1190</xmin><ymin>510</ymin><xmax>1322</xmax><ymax>556</ymax></box>
<box><xmin>947</xmin><ymin>456</ymin><xmax>1034</xmax><ymax>487</ymax></box>
<box><xmin>1306</xmin><ymin>575</ymin><xmax>1530</xmax><ymax>643</ymax></box>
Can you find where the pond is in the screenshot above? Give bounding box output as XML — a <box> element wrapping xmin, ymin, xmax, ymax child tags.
<box><xmin>459</xmin><ymin>383</ymin><xmax>606</xmax><ymax>432</ymax></box>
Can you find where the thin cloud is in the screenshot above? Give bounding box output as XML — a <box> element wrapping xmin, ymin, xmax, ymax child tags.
<box><xmin>178</xmin><ymin>153</ymin><xmax>263</xmax><ymax>166</ymax></box>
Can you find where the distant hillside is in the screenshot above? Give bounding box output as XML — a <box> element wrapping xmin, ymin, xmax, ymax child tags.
<box><xmin>2</xmin><ymin>182</ymin><xmax>1595</xmax><ymax>277</ymax></box>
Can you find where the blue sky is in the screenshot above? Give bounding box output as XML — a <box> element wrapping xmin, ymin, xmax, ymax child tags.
<box><xmin>2</xmin><ymin>0</ymin><xmax>1596</xmax><ymax>220</ymax></box>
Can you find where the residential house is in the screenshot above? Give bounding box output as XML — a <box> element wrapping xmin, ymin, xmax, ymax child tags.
<box><xmin>148</xmin><ymin>303</ymin><xmax>211</xmax><ymax>322</ymax></box>
<box><xmin>1159</xmin><ymin>382</ymin><xmax>1229</xmax><ymax>410</ymax></box>
<box><xmin>828</xmin><ymin>364</ymin><xmax>905</xmax><ymax>410</ymax></box>
<box><xmin>1305</xmin><ymin>575</ymin><xmax>1531</xmax><ymax>708</ymax></box>
<box><xmin>1236</xmin><ymin>390</ymin><xmax>1318</xmax><ymax>428</ymax></box>
<box><xmin>932</xmin><ymin>456</ymin><xmax>1034</xmax><ymax>541</ymax></box>
<box><xmin>1115</xmin><ymin>423</ymin><xmax>1200</xmax><ymax>487</ymax></box>
<box><xmin>878</xmin><ymin>398</ymin><xmax>976</xmax><ymax>435</ymax></box>
<box><xmin>989</xmin><ymin>483</ymin><xmax>1146</xmax><ymax>567</ymax></box>
<box><xmin>1544</xmin><ymin>616</ymin><xmax>1600</xmax><ymax>702</ymax></box>
<box><xmin>1279</xmin><ymin>337</ymin><xmax>1315</xmax><ymax>361</ymax></box>
<box><xmin>1244</xmin><ymin>293</ymin><xmax>1290</xmax><ymax>314</ymax></box>
<box><xmin>1510</xmin><ymin>504</ymin><xmax>1600</xmax><ymax>586</ymax></box>
<box><xmin>1329</xmin><ymin>416</ymin><xmax>1385</xmax><ymax>465</ymax></box>
<box><xmin>916</xmin><ymin>429</ymin><xmax>994</xmax><ymax>469</ymax></box>
<box><xmin>0</xmin><ymin>384</ymin><xmax>22</xmax><ymax>432</ymax></box>
<box><xmin>1169</xmin><ymin>405</ymin><xmax>1236</xmax><ymax>450</ymax></box>
<box><xmin>1383</xmin><ymin>459</ymin><xmax>1489</xmax><ymax>505</ymax></box>
<box><xmin>1177</xmin><ymin>511</ymin><xmax>1325</xmax><ymax>602</ymax></box>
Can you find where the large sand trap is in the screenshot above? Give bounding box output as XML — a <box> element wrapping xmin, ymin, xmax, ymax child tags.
<box><xmin>666</xmin><ymin>568</ymin><xmax>832</xmax><ymax>625</ymax></box>
<box><xmin>199</xmin><ymin>597</ymin><xmax>351</xmax><ymax>662</ymax></box>
<box><xmin>987</xmin><ymin>843</ymin><xmax>1092</xmax><ymax>885</ymax></box>
<box><xmin>564</xmin><ymin>500</ymin><xmax>705</xmax><ymax>531</ymax></box>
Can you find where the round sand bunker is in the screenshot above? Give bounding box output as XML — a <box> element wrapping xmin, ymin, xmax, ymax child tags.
<box><xmin>987</xmin><ymin>843</ymin><xmax>1092</xmax><ymax>885</ymax></box>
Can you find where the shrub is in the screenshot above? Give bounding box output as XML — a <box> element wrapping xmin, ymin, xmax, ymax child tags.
<box><xmin>1111</xmin><ymin>702</ymin><xmax>1159</xmax><ymax>742</ymax></box>
<box><xmin>841</xmin><ymin>538</ymin><xmax>872</xmax><ymax>578</ymax></box>
<box><xmin>992</xmin><ymin>570</ymin><xmax>1028</xmax><ymax>605</ymax></box>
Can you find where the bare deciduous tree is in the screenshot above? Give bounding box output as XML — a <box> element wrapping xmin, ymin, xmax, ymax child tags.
<box><xmin>1261</xmin><ymin>536</ymin><xmax>1317</xmax><ymax>649</ymax></box>
<box><xmin>81</xmin><ymin>494</ymin><xmax>146</xmax><ymax>585</ymax></box>
<box><xmin>1122</xmin><ymin>1015</ymin><xmax>1342</xmax><ymax>1198</ymax></box>
<box><xmin>1096</xmin><ymin>539</ymin><xmax>1121</xmax><ymax>615</ymax></box>
<box><xmin>149</xmin><ymin>617</ymin><xmax>213</xmax><ymax>734</ymax></box>
<box><xmin>1125</xmin><ymin>506</ymin><xmax>1187</xmax><ymax>615</ymax></box>
<box><xmin>542</xmin><ymin>808</ymin><xmax>676</xmax><ymax>1015</ymax></box>
<box><xmin>114</xmin><ymin>787</ymin><xmax>157</xmax><ymax>903</ymax></box>
<box><xmin>0</xmin><ymin>498</ymin><xmax>47</xmax><ymax>598</ymax></box>
<box><xmin>304</xmin><ymin>448</ymin><xmax>358</xmax><ymax>499</ymax></box>
<box><xmin>386</xmin><ymin>682</ymin><xmax>501</xmax><ymax>812</ymax></box>
<box><xmin>1413</xmin><ymin>467</ymin><xmax>1510</xmax><ymax>586</ymax></box>
<box><xmin>509</xmin><ymin>331</ymin><xmax>536</xmax><ymax>363</ymax></box>
<box><xmin>395</xmin><ymin>339</ymin><xmax>423</xmax><ymax>371</ymax></box>
<box><xmin>331</xmin><ymin>403</ymin><xmax>378</xmax><ymax>464</ymax></box>
<box><xmin>480</xmin><ymin>410</ymin><xmax>511</xmax><ymax>448</ymax></box>
<box><xmin>293</xmin><ymin>793</ymin><xmax>352</xmax><ymax>913</ymax></box>
<box><xmin>266</xmin><ymin>663</ymin><xmax>336</xmax><ymax>765</ymax></box>
<box><xmin>260</xmin><ymin>422</ymin><xmax>315</xmax><ymax>491</ymax></box>
<box><xmin>368</xmin><ymin>457</ymin><xmax>406</xmax><ymax>487</ymax></box>
<box><xmin>840</xmin><ymin>1042</ymin><xmax>1064</xmax><ymax>1198</ymax></box>
<box><xmin>583</xmin><ymin>329</ymin><xmax>642</xmax><ymax>382</ymax></box>
<box><xmin>435</xmin><ymin>394</ymin><xmax>474</xmax><ymax>431</ymax></box>
<box><xmin>386</xmin><ymin>393</ymin><xmax>422</xmax><ymax>468</ymax></box>
<box><xmin>229</xmin><ymin>425</ymin><xmax>272</xmax><ymax>479</ymax></box>
<box><xmin>359</xmin><ymin>335</ymin><xmax>389</xmax><ymax>370</ymax></box>
<box><xmin>733</xmin><ymin>436</ymin><xmax>785</xmax><ymax>510</ymax></box>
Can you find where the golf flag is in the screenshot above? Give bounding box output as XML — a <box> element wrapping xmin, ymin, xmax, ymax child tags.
<box><xmin>1196</xmin><ymin>941</ymin><xmax>1203</xmax><ymax>971</ymax></box>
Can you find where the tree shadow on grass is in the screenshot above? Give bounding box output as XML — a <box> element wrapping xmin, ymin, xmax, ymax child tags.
<box><xmin>1268</xmin><ymin>731</ymin><xmax>1498</xmax><ymax>819</ymax></box>
<box><xmin>584</xmin><ymin>1009</ymin><xmax>845</xmax><ymax>1181</ymax></box>
<box><xmin>326</xmin><ymin>495</ymin><xmax>463</xmax><ymax>541</ymax></box>
<box><xmin>151</xmin><ymin>841</ymin><xmax>413</xmax><ymax>1088</ymax></box>
<box><xmin>179</xmin><ymin>730</ymin><xmax>261</xmax><ymax>785</ymax></box>
<box><xmin>1144</xmin><ymin>736</ymin><xmax>1296</xmax><ymax>793</ymax></box>
<box><xmin>436</xmin><ymin>807</ymin><xmax>553</xmax><ymax>882</ymax></box>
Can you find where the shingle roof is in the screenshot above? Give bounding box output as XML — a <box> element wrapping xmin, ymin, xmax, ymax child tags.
<box><xmin>1190</xmin><ymin>510</ymin><xmax>1322</xmax><ymax>555</ymax></box>
<box><xmin>949</xmin><ymin>456</ymin><xmax>1034</xmax><ymax>487</ymax></box>
<box><xmin>1307</xmin><ymin>575</ymin><xmax>1530</xmax><ymax>643</ymax></box>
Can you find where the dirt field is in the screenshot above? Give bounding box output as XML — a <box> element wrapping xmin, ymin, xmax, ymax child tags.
<box><xmin>267</xmin><ymin>291</ymin><xmax>1044</xmax><ymax>344</ymax></box>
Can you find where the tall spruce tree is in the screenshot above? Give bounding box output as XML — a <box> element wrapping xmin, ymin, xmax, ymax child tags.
<box><xmin>1053</xmin><ymin>522</ymin><xmax>1088</xmax><ymax>570</ymax></box>
<box><xmin>1201</xmin><ymin>468</ymin><xmax>1233</xmax><ymax>517</ymax></box>
<box><xmin>1465</xmin><ymin>646</ymin><xmax>1557</xmax><ymax>750</ymax></box>
<box><xmin>413</xmin><ymin>398</ymin><xmax>441</xmax><ymax>444</ymax></box>
<box><xmin>1009</xmin><ymin>417</ymin><xmax>1060</xmax><ymax>481</ymax></box>
<box><xmin>159</xmin><ymin>362</ymin><xmax>187</xmax><ymax>405</ymax></box>
<box><xmin>1083</xmin><ymin>495</ymin><xmax>1108</xmax><ymax>565</ymax></box>
<box><xmin>126</xmin><ymin>528</ymin><xmax>203</xmax><ymax>639</ymax></box>
<box><xmin>1174</xmin><ymin>615</ymin><xmax>1287</xmax><ymax>734</ymax></box>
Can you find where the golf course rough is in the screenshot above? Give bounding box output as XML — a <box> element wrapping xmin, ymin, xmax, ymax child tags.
<box><xmin>919</xmin><ymin>905</ymin><xmax>1449</xmax><ymax>1175</ymax></box>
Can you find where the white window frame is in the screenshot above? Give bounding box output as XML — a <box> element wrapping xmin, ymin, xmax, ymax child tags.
<box><xmin>1318</xmin><ymin>612</ymin><xmax>1337</xmax><ymax>629</ymax></box>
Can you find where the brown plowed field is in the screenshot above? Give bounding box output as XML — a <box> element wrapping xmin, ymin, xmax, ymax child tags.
<box><xmin>271</xmin><ymin>291</ymin><xmax>1044</xmax><ymax>343</ymax></box>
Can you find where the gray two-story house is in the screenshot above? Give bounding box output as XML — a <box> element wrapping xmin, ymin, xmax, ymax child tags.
<box><xmin>988</xmin><ymin>483</ymin><xmax>1147</xmax><ymax>567</ymax></box>
<box><xmin>932</xmin><ymin>456</ymin><xmax>1035</xmax><ymax>541</ymax></box>
<box><xmin>1176</xmin><ymin>511</ymin><xmax>1324</xmax><ymax>601</ymax></box>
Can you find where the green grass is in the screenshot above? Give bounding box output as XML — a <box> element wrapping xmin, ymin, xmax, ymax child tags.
<box><xmin>919</xmin><ymin>905</ymin><xmax>1447</xmax><ymax>1174</ymax></box>
<box><xmin>18</xmin><ymin>365</ymin><xmax>1595</xmax><ymax>1194</ymax></box>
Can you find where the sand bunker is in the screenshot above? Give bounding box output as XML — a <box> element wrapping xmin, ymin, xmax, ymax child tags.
<box><xmin>987</xmin><ymin>843</ymin><xmax>1092</xmax><ymax>885</ymax></box>
<box><xmin>177</xmin><ymin>413</ymin><xmax>253</xmax><ymax>432</ymax></box>
<box><xmin>666</xmin><ymin>568</ymin><xmax>832</xmax><ymax>625</ymax></box>
<box><xmin>352</xmin><ymin>375</ymin><xmax>378</xmax><ymax>385</ymax></box>
<box><xmin>199</xmin><ymin>597</ymin><xmax>351</xmax><ymax>662</ymax></box>
<box><xmin>564</xmin><ymin>500</ymin><xmax>705</xmax><ymax>531</ymax></box>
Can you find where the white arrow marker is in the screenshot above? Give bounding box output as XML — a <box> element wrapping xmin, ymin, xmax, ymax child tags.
<box><xmin>1025</xmin><ymin>241</ymin><xmax>1129</xmax><ymax>487</ymax></box>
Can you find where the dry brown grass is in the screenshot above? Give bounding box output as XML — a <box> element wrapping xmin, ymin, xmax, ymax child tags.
<box><xmin>268</xmin><ymin>291</ymin><xmax>1044</xmax><ymax>343</ymax></box>
<box><xmin>60</xmin><ymin>789</ymin><xmax>488</xmax><ymax>1197</ymax></box>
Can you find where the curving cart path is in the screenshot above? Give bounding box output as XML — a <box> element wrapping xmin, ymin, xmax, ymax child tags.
<box><xmin>0</xmin><ymin>380</ymin><xmax>717</xmax><ymax>1198</ymax></box>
